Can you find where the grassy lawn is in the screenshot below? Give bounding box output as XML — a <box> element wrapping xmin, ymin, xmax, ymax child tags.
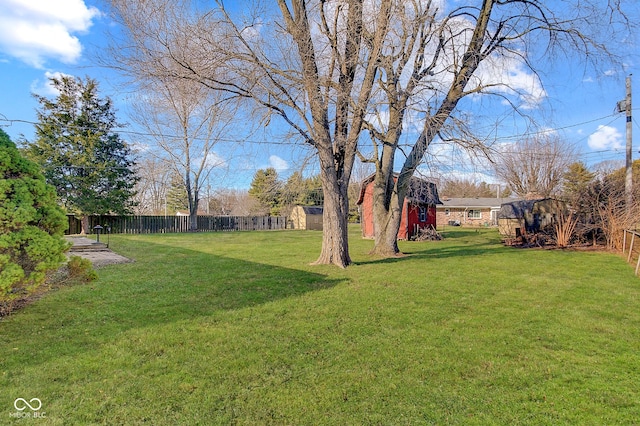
<box><xmin>1</xmin><ymin>227</ymin><xmax>639</xmax><ymax>424</ymax></box>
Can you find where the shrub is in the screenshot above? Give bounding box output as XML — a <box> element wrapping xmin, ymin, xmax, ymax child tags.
<box><xmin>66</xmin><ymin>256</ymin><xmax>98</xmax><ymax>284</ymax></box>
<box><xmin>0</xmin><ymin>129</ymin><xmax>69</xmax><ymax>305</ymax></box>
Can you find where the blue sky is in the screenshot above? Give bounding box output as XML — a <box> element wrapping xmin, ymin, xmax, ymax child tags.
<box><xmin>0</xmin><ymin>0</ymin><xmax>638</xmax><ymax>189</ymax></box>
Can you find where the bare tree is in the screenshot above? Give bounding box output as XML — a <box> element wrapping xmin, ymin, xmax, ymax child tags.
<box><xmin>587</xmin><ymin>161</ymin><xmax>640</xmax><ymax>249</ymax></box>
<box><xmin>494</xmin><ymin>135</ymin><xmax>577</xmax><ymax>198</ymax></box>
<box><xmin>131</xmin><ymin>77</ymin><xmax>233</xmax><ymax>230</ymax></box>
<box><xmin>107</xmin><ymin>0</ymin><xmax>393</xmax><ymax>266</ymax></box>
<box><xmin>107</xmin><ymin>0</ymin><xmax>632</xmax><ymax>262</ymax></box>
<box><xmin>357</xmin><ymin>1</ymin><xmax>628</xmax><ymax>256</ymax></box>
<box><xmin>132</xmin><ymin>156</ymin><xmax>172</xmax><ymax>215</ymax></box>
<box><xmin>438</xmin><ymin>178</ymin><xmax>508</xmax><ymax>198</ymax></box>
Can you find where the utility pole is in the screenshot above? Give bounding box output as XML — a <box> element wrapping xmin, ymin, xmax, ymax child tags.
<box><xmin>619</xmin><ymin>75</ymin><xmax>633</xmax><ymax>210</ymax></box>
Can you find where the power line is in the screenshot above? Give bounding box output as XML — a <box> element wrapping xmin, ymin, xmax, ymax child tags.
<box><xmin>1</xmin><ymin>109</ymin><xmax>636</xmax><ymax>153</ymax></box>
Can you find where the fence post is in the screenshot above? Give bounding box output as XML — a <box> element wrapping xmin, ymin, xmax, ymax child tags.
<box><xmin>627</xmin><ymin>232</ymin><xmax>636</xmax><ymax>264</ymax></box>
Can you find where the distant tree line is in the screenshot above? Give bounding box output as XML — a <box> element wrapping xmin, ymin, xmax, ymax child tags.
<box><xmin>248</xmin><ymin>168</ymin><xmax>323</xmax><ymax>216</ymax></box>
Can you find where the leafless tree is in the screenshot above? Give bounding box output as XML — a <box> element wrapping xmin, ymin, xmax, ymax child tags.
<box><xmin>107</xmin><ymin>0</ymin><xmax>392</xmax><ymax>266</ymax></box>
<box><xmin>107</xmin><ymin>0</ymin><xmax>633</xmax><ymax>263</ymax></box>
<box><xmin>438</xmin><ymin>178</ymin><xmax>508</xmax><ymax>198</ymax></box>
<box><xmin>357</xmin><ymin>1</ymin><xmax>629</xmax><ymax>256</ymax></box>
<box><xmin>493</xmin><ymin>135</ymin><xmax>576</xmax><ymax>198</ymax></box>
<box><xmin>130</xmin><ymin>77</ymin><xmax>234</xmax><ymax>230</ymax></box>
<box><xmin>132</xmin><ymin>156</ymin><xmax>172</xmax><ymax>215</ymax></box>
<box><xmin>587</xmin><ymin>161</ymin><xmax>640</xmax><ymax>250</ymax></box>
<box><xmin>206</xmin><ymin>189</ymin><xmax>258</xmax><ymax>216</ymax></box>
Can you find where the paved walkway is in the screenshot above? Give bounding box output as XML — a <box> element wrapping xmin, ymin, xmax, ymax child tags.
<box><xmin>65</xmin><ymin>236</ymin><xmax>133</xmax><ymax>267</ymax></box>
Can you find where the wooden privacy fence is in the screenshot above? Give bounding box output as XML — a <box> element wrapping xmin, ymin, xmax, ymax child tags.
<box><xmin>66</xmin><ymin>215</ymin><xmax>288</xmax><ymax>235</ymax></box>
<box><xmin>622</xmin><ymin>230</ymin><xmax>640</xmax><ymax>276</ymax></box>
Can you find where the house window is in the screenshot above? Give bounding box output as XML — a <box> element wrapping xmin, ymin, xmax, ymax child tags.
<box><xmin>419</xmin><ymin>207</ymin><xmax>427</xmax><ymax>222</ymax></box>
<box><xmin>468</xmin><ymin>210</ymin><xmax>481</xmax><ymax>219</ymax></box>
<box><xmin>445</xmin><ymin>208</ymin><xmax>450</xmax><ymax>216</ymax></box>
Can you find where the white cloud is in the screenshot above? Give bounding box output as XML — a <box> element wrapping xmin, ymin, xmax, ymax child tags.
<box><xmin>0</xmin><ymin>0</ymin><xmax>100</xmax><ymax>68</ymax></box>
<box><xmin>588</xmin><ymin>125</ymin><xmax>623</xmax><ymax>150</ymax></box>
<box><xmin>30</xmin><ymin>70</ymin><xmax>71</xmax><ymax>95</ymax></box>
<box><xmin>269</xmin><ymin>155</ymin><xmax>289</xmax><ymax>171</ymax></box>
<box><xmin>129</xmin><ymin>141</ymin><xmax>152</xmax><ymax>154</ymax></box>
<box><xmin>193</xmin><ymin>152</ymin><xmax>227</xmax><ymax>169</ymax></box>
<box><xmin>474</xmin><ymin>53</ymin><xmax>546</xmax><ymax>110</ymax></box>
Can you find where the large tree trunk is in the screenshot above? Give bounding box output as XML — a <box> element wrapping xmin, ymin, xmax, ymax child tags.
<box><xmin>314</xmin><ymin>182</ymin><xmax>351</xmax><ymax>268</ymax></box>
<box><xmin>370</xmin><ymin>172</ymin><xmax>402</xmax><ymax>257</ymax></box>
<box><xmin>189</xmin><ymin>210</ymin><xmax>198</xmax><ymax>232</ymax></box>
<box><xmin>312</xmin><ymin>156</ymin><xmax>351</xmax><ymax>268</ymax></box>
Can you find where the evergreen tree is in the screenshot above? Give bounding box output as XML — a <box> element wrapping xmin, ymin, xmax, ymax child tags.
<box><xmin>165</xmin><ymin>172</ymin><xmax>189</xmax><ymax>214</ymax></box>
<box><xmin>282</xmin><ymin>172</ymin><xmax>324</xmax><ymax>207</ymax></box>
<box><xmin>248</xmin><ymin>168</ymin><xmax>281</xmax><ymax>215</ymax></box>
<box><xmin>562</xmin><ymin>162</ymin><xmax>595</xmax><ymax>206</ymax></box>
<box><xmin>0</xmin><ymin>129</ymin><xmax>69</xmax><ymax>310</ymax></box>
<box><xmin>24</xmin><ymin>75</ymin><xmax>137</xmax><ymax>234</ymax></box>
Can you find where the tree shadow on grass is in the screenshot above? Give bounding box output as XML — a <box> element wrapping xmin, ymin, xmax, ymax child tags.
<box><xmin>0</xmin><ymin>239</ymin><xmax>341</xmax><ymax>370</ymax></box>
<box><xmin>354</xmin><ymin>235</ymin><xmax>516</xmax><ymax>266</ymax></box>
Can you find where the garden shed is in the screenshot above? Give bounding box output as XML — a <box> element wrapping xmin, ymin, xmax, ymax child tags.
<box><xmin>357</xmin><ymin>174</ymin><xmax>441</xmax><ymax>240</ymax></box>
<box><xmin>498</xmin><ymin>198</ymin><xmax>566</xmax><ymax>238</ymax></box>
<box><xmin>289</xmin><ymin>205</ymin><xmax>323</xmax><ymax>230</ymax></box>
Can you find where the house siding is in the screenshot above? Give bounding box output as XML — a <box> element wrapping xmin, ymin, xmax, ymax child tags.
<box><xmin>436</xmin><ymin>198</ymin><xmax>516</xmax><ymax>227</ymax></box>
<box><xmin>436</xmin><ymin>207</ymin><xmax>492</xmax><ymax>226</ymax></box>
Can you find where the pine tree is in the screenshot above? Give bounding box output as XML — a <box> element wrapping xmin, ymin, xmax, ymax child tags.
<box><xmin>0</xmin><ymin>129</ymin><xmax>69</xmax><ymax>310</ymax></box>
<box><xmin>248</xmin><ymin>168</ymin><xmax>282</xmax><ymax>216</ymax></box>
<box><xmin>165</xmin><ymin>172</ymin><xmax>189</xmax><ymax>214</ymax></box>
<box><xmin>25</xmin><ymin>75</ymin><xmax>138</xmax><ymax>234</ymax></box>
<box><xmin>563</xmin><ymin>162</ymin><xmax>595</xmax><ymax>199</ymax></box>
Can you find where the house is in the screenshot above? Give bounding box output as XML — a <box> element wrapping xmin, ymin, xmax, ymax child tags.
<box><xmin>498</xmin><ymin>198</ymin><xmax>566</xmax><ymax>237</ymax></box>
<box><xmin>357</xmin><ymin>174</ymin><xmax>441</xmax><ymax>240</ymax></box>
<box><xmin>289</xmin><ymin>205</ymin><xmax>323</xmax><ymax>230</ymax></box>
<box><xmin>436</xmin><ymin>197</ymin><xmax>517</xmax><ymax>227</ymax></box>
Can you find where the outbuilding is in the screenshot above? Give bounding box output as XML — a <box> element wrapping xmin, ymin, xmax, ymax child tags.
<box><xmin>289</xmin><ymin>205</ymin><xmax>323</xmax><ymax>230</ymax></box>
<box><xmin>498</xmin><ymin>198</ymin><xmax>566</xmax><ymax>238</ymax></box>
<box><xmin>357</xmin><ymin>174</ymin><xmax>441</xmax><ymax>240</ymax></box>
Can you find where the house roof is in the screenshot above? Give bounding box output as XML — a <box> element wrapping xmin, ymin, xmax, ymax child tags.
<box><xmin>438</xmin><ymin>197</ymin><xmax>519</xmax><ymax>209</ymax></box>
<box><xmin>356</xmin><ymin>173</ymin><xmax>442</xmax><ymax>205</ymax></box>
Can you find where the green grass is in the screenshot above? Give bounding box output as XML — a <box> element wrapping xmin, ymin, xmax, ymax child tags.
<box><xmin>1</xmin><ymin>227</ymin><xmax>639</xmax><ymax>425</ymax></box>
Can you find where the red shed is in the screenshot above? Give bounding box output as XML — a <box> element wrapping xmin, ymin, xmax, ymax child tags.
<box><xmin>357</xmin><ymin>174</ymin><xmax>441</xmax><ymax>240</ymax></box>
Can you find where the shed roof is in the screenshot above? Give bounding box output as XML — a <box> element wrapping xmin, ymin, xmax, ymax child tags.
<box><xmin>297</xmin><ymin>206</ymin><xmax>323</xmax><ymax>215</ymax></box>
<box><xmin>498</xmin><ymin>199</ymin><xmax>544</xmax><ymax>219</ymax></box>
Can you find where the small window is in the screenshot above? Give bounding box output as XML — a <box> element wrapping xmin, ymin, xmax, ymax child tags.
<box><xmin>468</xmin><ymin>210</ymin><xmax>481</xmax><ymax>219</ymax></box>
<box><xmin>419</xmin><ymin>207</ymin><xmax>427</xmax><ymax>222</ymax></box>
<box><xmin>445</xmin><ymin>208</ymin><xmax>450</xmax><ymax>216</ymax></box>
